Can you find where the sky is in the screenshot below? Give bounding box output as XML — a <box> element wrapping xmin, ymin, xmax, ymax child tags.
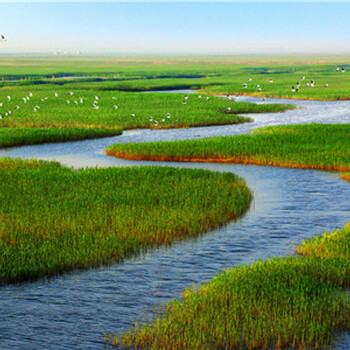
<box><xmin>0</xmin><ymin>2</ymin><xmax>349</xmax><ymax>55</ymax></box>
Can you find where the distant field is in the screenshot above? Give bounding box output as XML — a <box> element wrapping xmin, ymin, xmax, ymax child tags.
<box><xmin>0</xmin><ymin>56</ymin><xmax>349</xmax><ymax>100</ymax></box>
<box><xmin>107</xmin><ymin>124</ymin><xmax>350</xmax><ymax>172</ymax></box>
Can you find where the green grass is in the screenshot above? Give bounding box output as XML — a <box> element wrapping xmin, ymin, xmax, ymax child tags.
<box><xmin>1</xmin><ymin>56</ymin><xmax>350</xmax><ymax>100</ymax></box>
<box><xmin>0</xmin><ymin>127</ymin><xmax>121</xmax><ymax>148</ymax></box>
<box><xmin>0</xmin><ymin>158</ymin><xmax>252</xmax><ymax>284</ymax></box>
<box><xmin>116</xmin><ymin>224</ymin><xmax>350</xmax><ymax>349</ymax></box>
<box><xmin>107</xmin><ymin>124</ymin><xmax>350</xmax><ymax>172</ymax></box>
<box><xmin>0</xmin><ymin>88</ymin><xmax>294</xmax><ymax>131</ymax></box>
<box><xmin>297</xmin><ymin>223</ymin><xmax>350</xmax><ymax>262</ymax></box>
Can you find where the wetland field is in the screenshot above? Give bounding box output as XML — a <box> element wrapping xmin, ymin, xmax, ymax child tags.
<box><xmin>1</xmin><ymin>56</ymin><xmax>350</xmax><ymax>349</ymax></box>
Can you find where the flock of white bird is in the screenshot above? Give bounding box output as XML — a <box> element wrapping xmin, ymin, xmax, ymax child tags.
<box><xmin>0</xmin><ymin>90</ymin><xmax>128</xmax><ymax>120</ymax></box>
<box><xmin>0</xmin><ymin>90</ymin><xmax>203</xmax><ymax>126</ymax></box>
<box><xmin>240</xmin><ymin>71</ymin><xmax>346</xmax><ymax>94</ymax></box>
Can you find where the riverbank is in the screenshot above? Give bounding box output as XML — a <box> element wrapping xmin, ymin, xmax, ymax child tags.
<box><xmin>116</xmin><ymin>224</ymin><xmax>350</xmax><ymax>349</ymax></box>
<box><xmin>106</xmin><ymin>124</ymin><xmax>350</xmax><ymax>172</ymax></box>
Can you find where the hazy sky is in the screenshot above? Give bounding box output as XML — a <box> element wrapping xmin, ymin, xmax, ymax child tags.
<box><xmin>0</xmin><ymin>2</ymin><xmax>349</xmax><ymax>55</ymax></box>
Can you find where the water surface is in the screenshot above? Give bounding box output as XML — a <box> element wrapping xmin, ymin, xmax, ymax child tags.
<box><xmin>0</xmin><ymin>93</ymin><xmax>349</xmax><ymax>349</ymax></box>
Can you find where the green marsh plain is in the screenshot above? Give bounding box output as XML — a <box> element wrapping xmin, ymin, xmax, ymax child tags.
<box><xmin>0</xmin><ymin>56</ymin><xmax>350</xmax><ymax>349</ymax></box>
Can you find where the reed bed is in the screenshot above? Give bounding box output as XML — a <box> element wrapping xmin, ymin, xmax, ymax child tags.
<box><xmin>117</xmin><ymin>224</ymin><xmax>350</xmax><ymax>349</ymax></box>
<box><xmin>0</xmin><ymin>159</ymin><xmax>252</xmax><ymax>284</ymax></box>
<box><xmin>0</xmin><ymin>127</ymin><xmax>121</xmax><ymax>148</ymax></box>
<box><xmin>107</xmin><ymin>124</ymin><xmax>350</xmax><ymax>172</ymax></box>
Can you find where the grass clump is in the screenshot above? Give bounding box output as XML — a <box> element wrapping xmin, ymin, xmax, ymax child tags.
<box><xmin>297</xmin><ymin>223</ymin><xmax>350</xmax><ymax>264</ymax></box>
<box><xmin>107</xmin><ymin>124</ymin><xmax>350</xmax><ymax>172</ymax></box>
<box><xmin>340</xmin><ymin>173</ymin><xmax>350</xmax><ymax>182</ymax></box>
<box><xmin>0</xmin><ymin>127</ymin><xmax>121</xmax><ymax>148</ymax></box>
<box><xmin>0</xmin><ymin>159</ymin><xmax>252</xmax><ymax>284</ymax></box>
<box><xmin>117</xmin><ymin>224</ymin><xmax>350</xmax><ymax>349</ymax></box>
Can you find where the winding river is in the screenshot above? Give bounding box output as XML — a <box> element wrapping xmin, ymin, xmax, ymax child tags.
<box><xmin>0</xmin><ymin>92</ymin><xmax>349</xmax><ymax>349</ymax></box>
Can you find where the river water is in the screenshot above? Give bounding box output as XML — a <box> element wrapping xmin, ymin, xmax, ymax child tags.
<box><xmin>0</xmin><ymin>92</ymin><xmax>349</xmax><ymax>349</ymax></box>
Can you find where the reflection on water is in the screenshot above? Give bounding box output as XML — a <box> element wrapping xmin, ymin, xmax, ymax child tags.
<box><xmin>0</xmin><ymin>94</ymin><xmax>350</xmax><ymax>349</ymax></box>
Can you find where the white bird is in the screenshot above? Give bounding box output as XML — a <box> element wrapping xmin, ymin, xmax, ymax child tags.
<box><xmin>34</xmin><ymin>105</ymin><xmax>40</xmax><ymax>109</ymax></box>
<box><xmin>247</xmin><ymin>78</ymin><xmax>252</xmax><ymax>82</ymax></box>
<box><xmin>183</xmin><ymin>101</ymin><xmax>187</xmax><ymax>105</ymax></box>
<box><xmin>198</xmin><ymin>95</ymin><xmax>202</xmax><ymax>98</ymax></box>
<box><xmin>243</xmin><ymin>83</ymin><xmax>248</xmax><ymax>88</ymax></box>
<box><xmin>14</xmin><ymin>105</ymin><xmax>19</xmax><ymax>110</ymax></box>
<box><xmin>149</xmin><ymin>116</ymin><xmax>153</xmax><ymax>121</ymax></box>
<box><xmin>0</xmin><ymin>115</ymin><xmax>2</xmax><ymax>119</ymax></box>
<box><xmin>301</xmin><ymin>76</ymin><xmax>305</xmax><ymax>81</ymax></box>
<box><xmin>23</xmin><ymin>98</ymin><xmax>27</xmax><ymax>103</ymax></box>
<box><xmin>112</xmin><ymin>97</ymin><xmax>117</xmax><ymax>100</ymax></box>
<box><xmin>154</xmin><ymin>121</ymin><xmax>158</xmax><ymax>127</ymax></box>
<box><xmin>26</xmin><ymin>96</ymin><xmax>30</xmax><ymax>101</ymax></box>
<box><xmin>0</xmin><ymin>103</ymin><xmax>2</xmax><ymax>107</ymax></box>
<box><xmin>206</xmin><ymin>96</ymin><xmax>210</xmax><ymax>100</ymax></box>
<box><xmin>113</xmin><ymin>105</ymin><xmax>118</xmax><ymax>109</ymax></box>
<box><xmin>227</xmin><ymin>107</ymin><xmax>231</xmax><ymax>112</ymax></box>
<box><xmin>291</xmin><ymin>86</ymin><xmax>296</xmax><ymax>92</ymax></box>
<box><xmin>79</xmin><ymin>98</ymin><xmax>84</xmax><ymax>103</ymax></box>
<box><xmin>33</xmin><ymin>108</ymin><xmax>37</xmax><ymax>112</ymax></box>
<box><xmin>74</xmin><ymin>100</ymin><xmax>78</xmax><ymax>105</ymax></box>
<box><xmin>130</xmin><ymin>113</ymin><xmax>135</xmax><ymax>117</ymax></box>
<box><xmin>269</xmin><ymin>79</ymin><xmax>273</xmax><ymax>83</ymax></box>
<box><xmin>68</xmin><ymin>92</ymin><xmax>73</xmax><ymax>96</ymax></box>
<box><xmin>336</xmin><ymin>67</ymin><xmax>340</xmax><ymax>71</ymax></box>
<box><xmin>7</xmin><ymin>96</ymin><xmax>10</xmax><ymax>101</ymax></box>
<box><xmin>324</xmin><ymin>84</ymin><xmax>329</xmax><ymax>88</ymax></box>
<box><xmin>256</xmin><ymin>85</ymin><xmax>260</xmax><ymax>88</ymax></box>
<box><xmin>257</xmin><ymin>88</ymin><xmax>262</xmax><ymax>92</ymax></box>
<box><xmin>54</xmin><ymin>93</ymin><xmax>59</xmax><ymax>97</ymax></box>
<box><xmin>184</xmin><ymin>95</ymin><xmax>188</xmax><ymax>100</ymax></box>
<box><xmin>341</xmin><ymin>68</ymin><xmax>346</xmax><ymax>73</ymax></box>
<box><xmin>93</xmin><ymin>105</ymin><xmax>99</xmax><ymax>110</ymax></box>
<box><xmin>95</xmin><ymin>96</ymin><xmax>99</xmax><ymax>100</ymax></box>
<box><xmin>29</xmin><ymin>92</ymin><xmax>33</xmax><ymax>97</ymax></box>
<box><xmin>66</xmin><ymin>100</ymin><xmax>70</xmax><ymax>104</ymax></box>
<box><xmin>161</xmin><ymin>119</ymin><xmax>165</xmax><ymax>122</ymax></box>
<box><xmin>0</xmin><ymin>34</ymin><xmax>6</xmax><ymax>42</ymax></box>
